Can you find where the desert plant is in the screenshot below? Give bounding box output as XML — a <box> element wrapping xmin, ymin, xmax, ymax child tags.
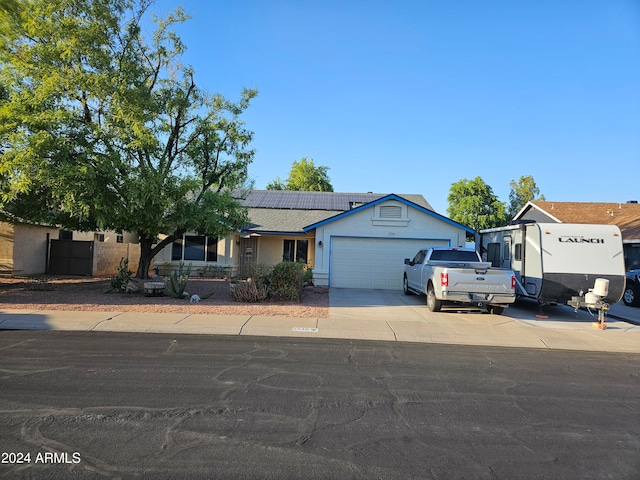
<box><xmin>231</xmin><ymin>279</ymin><xmax>269</xmax><ymax>302</ymax></box>
<box><xmin>158</xmin><ymin>262</ymin><xmax>173</xmax><ymax>276</ymax></box>
<box><xmin>106</xmin><ymin>258</ymin><xmax>133</xmax><ymax>293</ymax></box>
<box><xmin>303</xmin><ymin>266</ymin><xmax>313</xmax><ymax>286</ymax></box>
<box><xmin>220</xmin><ymin>265</ymin><xmax>233</xmax><ymax>278</ymax></box>
<box><xmin>197</xmin><ymin>264</ymin><xmax>220</xmax><ymax>277</ymax></box>
<box><xmin>164</xmin><ymin>261</ymin><xmax>192</xmax><ymax>298</ymax></box>
<box><xmin>268</xmin><ymin>261</ymin><xmax>304</xmax><ymax>301</ymax></box>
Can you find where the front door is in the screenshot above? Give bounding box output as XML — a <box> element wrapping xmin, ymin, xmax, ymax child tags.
<box><xmin>238</xmin><ymin>237</ymin><xmax>258</xmax><ymax>277</ymax></box>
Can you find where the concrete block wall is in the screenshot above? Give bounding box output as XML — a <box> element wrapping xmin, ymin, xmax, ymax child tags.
<box><xmin>93</xmin><ymin>242</ymin><xmax>141</xmax><ymax>277</ymax></box>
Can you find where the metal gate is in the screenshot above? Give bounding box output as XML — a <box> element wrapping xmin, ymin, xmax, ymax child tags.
<box><xmin>48</xmin><ymin>240</ymin><xmax>93</xmax><ymax>275</ymax></box>
<box><xmin>238</xmin><ymin>237</ymin><xmax>258</xmax><ymax>276</ymax></box>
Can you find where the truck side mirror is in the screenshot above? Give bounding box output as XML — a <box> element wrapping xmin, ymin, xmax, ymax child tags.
<box><xmin>404</xmin><ymin>258</ymin><xmax>411</xmax><ymax>265</ymax></box>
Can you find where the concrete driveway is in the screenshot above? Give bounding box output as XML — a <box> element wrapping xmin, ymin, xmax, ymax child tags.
<box><xmin>327</xmin><ymin>288</ymin><xmax>640</xmax><ymax>352</ymax></box>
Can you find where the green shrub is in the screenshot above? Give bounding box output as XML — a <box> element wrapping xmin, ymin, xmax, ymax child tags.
<box><xmin>303</xmin><ymin>266</ymin><xmax>313</xmax><ymax>286</ymax></box>
<box><xmin>106</xmin><ymin>258</ymin><xmax>133</xmax><ymax>293</ymax></box>
<box><xmin>238</xmin><ymin>262</ymin><xmax>272</xmax><ymax>285</ymax></box>
<box><xmin>268</xmin><ymin>261</ymin><xmax>304</xmax><ymax>301</ymax></box>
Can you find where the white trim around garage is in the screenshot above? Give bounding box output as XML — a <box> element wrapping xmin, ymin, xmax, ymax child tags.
<box><xmin>328</xmin><ymin>236</ymin><xmax>451</xmax><ymax>290</ymax></box>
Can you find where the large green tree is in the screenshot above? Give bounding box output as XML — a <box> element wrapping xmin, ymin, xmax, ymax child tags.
<box><xmin>447</xmin><ymin>177</ymin><xmax>507</xmax><ymax>231</ymax></box>
<box><xmin>266</xmin><ymin>157</ymin><xmax>333</xmax><ymax>192</ymax></box>
<box><xmin>0</xmin><ymin>0</ymin><xmax>257</xmax><ymax>278</ymax></box>
<box><xmin>507</xmin><ymin>175</ymin><xmax>545</xmax><ymax>219</ymax></box>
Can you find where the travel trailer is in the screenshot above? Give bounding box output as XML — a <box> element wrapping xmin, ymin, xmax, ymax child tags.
<box><xmin>475</xmin><ymin>223</ymin><xmax>625</xmax><ymax>307</ymax></box>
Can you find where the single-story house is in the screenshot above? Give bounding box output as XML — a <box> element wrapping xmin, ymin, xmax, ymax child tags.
<box><xmin>513</xmin><ymin>200</ymin><xmax>640</xmax><ymax>269</ymax></box>
<box><xmin>154</xmin><ymin>190</ymin><xmax>474</xmax><ymax>289</ymax></box>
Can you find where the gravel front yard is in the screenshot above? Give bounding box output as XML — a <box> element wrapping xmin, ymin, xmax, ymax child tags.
<box><xmin>0</xmin><ymin>277</ymin><xmax>329</xmax><ymax>318</ymax></box>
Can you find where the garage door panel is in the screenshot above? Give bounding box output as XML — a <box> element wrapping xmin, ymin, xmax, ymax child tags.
<box><xmin>330</xmin><ymin>237</ymin><xmax>449</xmax><ymax>290</ymax></box>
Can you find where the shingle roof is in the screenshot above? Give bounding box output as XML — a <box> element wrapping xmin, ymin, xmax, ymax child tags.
<box><xmin>244</xmin><ymin>208</ymin><xmax>335</xmax><ymax>234</ymax></box>
<box><xmin>235</xmin><ymin>190</ymin><xmax>433</xmax><ymax>211</ymax></box>
<box><xmin>523</xmin><ymin>201</ymin><xmax>640</xmax><ymax>240</ymax></box>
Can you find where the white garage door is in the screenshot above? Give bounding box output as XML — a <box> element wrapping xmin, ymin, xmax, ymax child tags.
<box><xmin>330</xmin><ymin>237</ymin><xmax>449</xmax><ymax>290</ymax></box>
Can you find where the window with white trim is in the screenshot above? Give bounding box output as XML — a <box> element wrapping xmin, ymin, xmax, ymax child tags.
<box><xmin>172</xmin><ymin>235</ymin><xmax>218</xmax><ymax>262</ymax></box>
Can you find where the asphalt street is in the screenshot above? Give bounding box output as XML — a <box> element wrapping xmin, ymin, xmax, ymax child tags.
<box><xmin>0</xmin><ymin>331</ymin><xmax>639</xmax><ymax>479</ymax></box>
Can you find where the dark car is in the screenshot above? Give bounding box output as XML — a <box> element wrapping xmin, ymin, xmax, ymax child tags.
<box><xmin>623</xmin><ymin>270</ymin><xmax>640</xmax><ymax>307</ymax></box>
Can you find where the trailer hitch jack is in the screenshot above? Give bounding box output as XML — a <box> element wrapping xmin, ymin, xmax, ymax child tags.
<box><xmin>567</xmin><ymin>295</ymin><xmax>609</xmax><ymax>330</ymax></box>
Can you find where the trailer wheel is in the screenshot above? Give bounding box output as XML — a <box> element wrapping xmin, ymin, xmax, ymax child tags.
<box><xmin>487</xmin><ymin>306</ymin><xmax>504</xmax><ymax>315</ymax></box>
<box><xmin>623</xmin><ymin>284</ymin><xmax>640</xmax><ymax>307</ymax></box>
<box><xmin>403</xmin><ymin>275</ymin><xmax>413</xmax><ymax>295</ymax></box>
<box><xmin>426</xmin><ymin>283</ymin><xmax>442</xmax><ymax>312</ymax></box>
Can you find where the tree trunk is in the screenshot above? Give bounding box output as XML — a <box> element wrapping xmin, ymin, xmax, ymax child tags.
<box><xmin>136</xmin><ymin>237</ymin><xmax>155</xmax><ymax>279</ymax></box>
<box><xmin>135</xmin><ymin>231</ymin><xmax>183</xmax><ymax>279</ymax></box>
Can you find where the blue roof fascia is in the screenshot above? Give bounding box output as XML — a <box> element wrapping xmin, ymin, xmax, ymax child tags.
<box><xmin>303</xmin><ymin>193</ymin><xmax>475</xmax><ymax>234</ymax></box>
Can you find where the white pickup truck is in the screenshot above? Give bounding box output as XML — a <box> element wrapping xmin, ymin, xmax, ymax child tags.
<box><xmin>403</xmin><ymin>247</ymin><xmax>516</xmax><ymax>314</ymax></box>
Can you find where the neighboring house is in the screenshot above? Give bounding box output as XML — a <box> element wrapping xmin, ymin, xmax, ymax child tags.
<box><xmin>0</xmin><ymin>221</ymin><xmax>139</xmax><ymax>276</ymax></box>
<box><xmin>154</xmin><ymin>190</ymin><xmax>473</xmax><ymax>290</ymax></box>
<box><xmin>513</xmin><ymin>200</ymin><xmax>640</xmax><ymax>268</ymax></box>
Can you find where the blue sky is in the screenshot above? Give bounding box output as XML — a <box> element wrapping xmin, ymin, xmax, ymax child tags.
<box><xmin>151</xmin><ymin>0</ymin><xmax>639</xmax><ymax>215</ymax></box>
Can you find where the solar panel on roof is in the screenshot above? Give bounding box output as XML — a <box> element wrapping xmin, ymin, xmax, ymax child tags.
<box><xmin>233</xmin><ymin>190</ymin><xmax>433</xmax><ymax>212</ymax></box>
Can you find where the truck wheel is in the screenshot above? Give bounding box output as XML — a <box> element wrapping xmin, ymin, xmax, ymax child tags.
<box><xmin>623</xmin><ymin>284</ymin><xmax>640</xmax><ymax>307</ymax></box>
<box><xmin>426</xmin><ymin>283</ymin><xmax>442</xmax><ymax>312</ymax></box>
<box><xmin>403</xmin><ymin>275</ymin><xmax>413</xmax><ymax>295</ymax></box>
<box><xmin>487</xmin><ymin>306</ymin><xmax>504</xmax><ymax>315</ymax></box>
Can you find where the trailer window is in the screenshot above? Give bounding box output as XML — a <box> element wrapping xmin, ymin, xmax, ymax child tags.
<box><xmin>503</xmin><ymin>242</ymin><xmax>510</xmax><ymax>261</ymax></box>
<box><xmin>514</xmin><ymin>243</ymin><xmax>522</xmax><ymax>261</ymax></box>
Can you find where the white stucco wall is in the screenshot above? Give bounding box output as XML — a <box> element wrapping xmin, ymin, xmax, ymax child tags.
<box><xmin>310</xmin><ymin>200</ymin><xmax>468</xmax><ymax>286</ymax></box>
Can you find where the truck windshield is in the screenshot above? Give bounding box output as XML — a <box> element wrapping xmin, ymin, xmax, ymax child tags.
<box><xmin>430</xmin><ymin>250</ymin><xmax>479</xmax><ymax>262</ymax></box>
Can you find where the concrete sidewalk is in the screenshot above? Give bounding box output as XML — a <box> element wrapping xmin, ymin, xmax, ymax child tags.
<box><xmin>1</xmin><ymin>290</ymin><xmax>639</xmax><ymax>353</ymax></box>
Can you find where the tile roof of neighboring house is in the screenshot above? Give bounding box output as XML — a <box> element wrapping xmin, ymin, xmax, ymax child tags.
<box><xmin>235</xmin><ymin>190</ymin><xmax>435</xmax><ymax>234</ymax></box>
<box><xmin>521</xmin><ymin>201</ymin><xmax>640</xmax><ymax>240</ymax></box>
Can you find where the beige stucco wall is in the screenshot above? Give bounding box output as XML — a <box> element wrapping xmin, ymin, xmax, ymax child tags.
<box><xmin>311</xmin><ymin>199</ymin><xmax>469</xmax><ymax>286</ymax></box>
<box><xmin>73</xmin><ymin>230</ymin><xmax>138</xmax><ymax>243</ymax></box>
<box><xmin>12</xmin><ymin>223</ymin><xmax>60</xmax><ymax>275</ymax></box>
<box><xmin>0</xmin><ymin>223</ymin><xmax>15</xmax><ymax>274</ymax></box>
<box><xmin>255</xmin><ymin>234</ymin><xmax>316</xmax><ymax>267</ymax></box>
